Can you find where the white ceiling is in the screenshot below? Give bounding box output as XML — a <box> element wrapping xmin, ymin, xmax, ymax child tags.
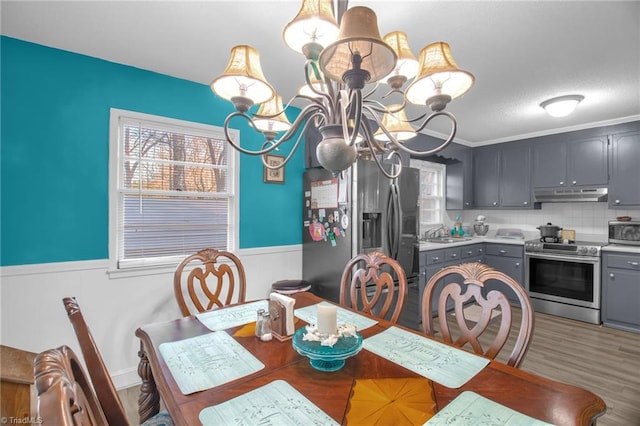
<box><xmin>2</xmin><ymin>1</ymin><xmax>639</xmax><ymax>145</ymax></box>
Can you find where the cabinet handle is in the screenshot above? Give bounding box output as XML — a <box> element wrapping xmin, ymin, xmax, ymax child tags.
<box><xmin>572</xmin><ymin>180</ymin><xmax>577</xmax><ymax>185</ymax></box>
<box><xmin>523</xmin><ymin>201</ymin><xmax>528</xmax><ymax>205</ymax></box>
<box><xmin>628</xmin><ymin>261</ymin><xmax>639</xmax><ymax>266</ymax></box>
<box><xmin>467</xmin><ymin>251</ymin><xmax>473</xmax><ymax>255</ymax></box>
<box><xmin>499</xmin><ymin>249</ymin><xmax>506</xmax><ymax>254</ymax></box>
<box><xmin>515</xmin><ymin>262</ymin><xmax>520</xmax><ymax>267</ymax></box>
<box><xmin>479</xmin><ymin>249</ymin><xmax>483</xmax><ymax>253</ymax></box>
<box><xmin>610</xmin><ymin>273</ymin><xmax>615</xmax><ymax>278</ymax></box>
<box><xmin>492</xmin><ymin>202</ymin><xmax>498</xmax><ymax>206</ymax></box>
<box><xmin>615</xmin><ymin>199</ymin><xmax>621</xmax><ymax>204</ymax></box>
<box><xmin>433</xmin><ymin>257</ymin><xmax>439</xmax><ymax>261</ymax></box>
<box><xmin>560</xmin><ymin>181</ymin><xmax>564</xmax><ymax>186</ymax></box>
<box><xmin>464</xmin><ymin>202</ymin><xmax>470</xmax><ymax>206</ymax></box>
<box><xmin>452</xmin><ymin>254</ymin><xmax>457</xmax><ymax>258</ymax></box>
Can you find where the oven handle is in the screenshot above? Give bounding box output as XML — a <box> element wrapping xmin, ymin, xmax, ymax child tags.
<box><xmin>525</xmin><ymin>252</ymin><xmax>600</xmax><ymax>264</ymax></box>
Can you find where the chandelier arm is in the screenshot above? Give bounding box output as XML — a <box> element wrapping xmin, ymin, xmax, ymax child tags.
<box><xmin>361</xmin><ymin>82</ymin><xmax>379</xmax><ymax>101</ymax></box>
<box><xmin>339</xmin><ymin>89</ymin><xmax>362</xmax><ymax>147</ymax></box>
<box><xmin>260</xmin><ymin>119</ymin><xmax>310</xmax><ymax>169</ymax></box>
<box><xmin>380</xmin><ymin>88</ymin><xmax>407</xmax><ymax>104</ymax></box>
<box><xmin>266</xmin><ymin>105</ymin><xmax>327</xmax><ymax>151</ymax></box>
<box><xmin>292</xmin><ymin>93</ymin><xmax>331</xmax><ymax>118</ymax></box>
<box><xmin>303</xmin><ymin>61</ymin><xmax>334</xmax><ymax>109</ymax></box>
<box><xmin>359</xmin><ymin>116</ymin><xmax>402</xmax><ymax>180</ymax></box>
<box><xmin>394</xmin><ymin>110</ymin><xmax>458</xmax><ymax>157</ymax></box>
<box><xmin>223</xmin><ymin>105</ymin><xmax>322</xmax><ymax>156</ymax></box>
<box><xmin>361</xmin><ymin>103</ymin><xmax>394</xmax><ymax>152</ymax></box>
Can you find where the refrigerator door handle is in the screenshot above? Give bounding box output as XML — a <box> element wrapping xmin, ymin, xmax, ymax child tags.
<box><xmin>387</xmin><ymin>183</ymin><xmax>400</xmax><ymax>260</ymax></box>
<box><xmin>393</xmin><ymin>183</ymin><xmax>401</xmax><ymax>258</ymax></box>
<box><xmin>385</xmin><ymin>186</ymin><xmax>394</xmax><ymax>256</ymax></box>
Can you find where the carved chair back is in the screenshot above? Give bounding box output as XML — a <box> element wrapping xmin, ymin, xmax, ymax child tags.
<box><xmin>173</xmin><ymin>248</ymin><xmax>247</xmax><ymax>316</ymax></box>
<box><xmin>339</xmin><ymin>251</ymin><xmax>408</xmax><ymax>324</ymax></box>
<box><xmin>62</xmin><ymin>297</ymin><xmax>129</xmax><ymax>425</ymax></box>
<box><xmin>421</xmin><ymin>262</ymin><xmax>534</xmax><ymax>368</ymax></box>
<box><xmin>34</xmin><ymin>345</ymin><xmax>109</xmax><ymax>426</ymax></box>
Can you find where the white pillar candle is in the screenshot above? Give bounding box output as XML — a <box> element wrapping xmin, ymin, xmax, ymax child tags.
<box><xmin>316</xmin><ymin>303</ymin><xmax>338</xmax><ymax>336</ymax></box>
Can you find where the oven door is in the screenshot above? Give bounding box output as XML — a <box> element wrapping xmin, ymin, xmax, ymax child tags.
<box><xmin>525</xmin><ymin>252</ymin><xmax>600</xmax><ymax>309</ymax></box>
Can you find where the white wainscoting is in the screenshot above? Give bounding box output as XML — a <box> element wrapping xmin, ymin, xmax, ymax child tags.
<box><xmin>0</xmin><ymin>244</ymin><xmax>302</xmax><ymax>389</ymax></box>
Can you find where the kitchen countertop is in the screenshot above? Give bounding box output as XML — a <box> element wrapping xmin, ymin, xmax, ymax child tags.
<box><xmin>419</xmin><ymin>236</ymin><xmax>525</xmax><ymax>251</ymax></box>
<box><xmin>602</xmin><ymin>244</ymin><xmax>640</xmax><ymax>254</ymax></box>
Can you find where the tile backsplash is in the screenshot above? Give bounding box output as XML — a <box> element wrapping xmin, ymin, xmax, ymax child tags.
<box><xmin>447</xmin><ymin>203</ymin><xmax>639</xmax><ymax>242</ymax></box>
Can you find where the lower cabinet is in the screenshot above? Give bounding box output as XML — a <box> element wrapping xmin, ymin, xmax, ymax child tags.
<box><xmin>418</xmin><ymin>242</ymin><xmax>525</xmax><ymax>322</ymax></box>
<box><xmin>602</xmin><ymin>252</ymin><xmax>640</xmax><ymax>333</ymax></box>
<box><xmin>481</xmin><ymin>243</ymin><xmax>525</xmax><ymax>306</ymax></box>
<box><xmin>418</xmin><ymin>243</ymin><xmax>488</xmax><ymax>323</ymax></box>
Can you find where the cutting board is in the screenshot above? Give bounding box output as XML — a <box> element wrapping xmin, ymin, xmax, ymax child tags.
<box><xmin>561</xmin><ymin>229</ymin><xmax>576</xmax><ymax>241</ymax></box>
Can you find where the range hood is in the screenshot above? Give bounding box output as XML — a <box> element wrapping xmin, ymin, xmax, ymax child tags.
<box><xmin>534</xmin><ymin>187</ymin><xmax>608</xmax><ymax>203</ymax></box>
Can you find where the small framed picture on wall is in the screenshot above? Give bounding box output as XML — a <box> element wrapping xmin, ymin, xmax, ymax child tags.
<box><xmin>264</xmin><ymin>154</ymin><xmax>285</xmax><ymax>184</ymax></box>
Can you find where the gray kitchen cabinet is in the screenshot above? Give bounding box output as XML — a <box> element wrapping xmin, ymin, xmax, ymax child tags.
<box><xmin>445</xmin><ymin>147</ymin><xmax>474</xmax><ymax>210</ymax></box>
<box><xmin>474</xmin><ymin>143</ymin><xmax>534</xmax><ymax>209</ymax></box>
<box><xmin>533</xmin><ymin>134</ymin><xmax>608</xmax><ymax>189</ymax></box>
<box><xmin>602</xmin><ymin>252</ymin><xmax>640</xmax><ymax>333</ymax></box>
<box><xmin>484</xmin><ymin>243</ymin><xmax>525</xmax><ymax>305</ymax></box>
<box><xmin>460</xmin><ymin>244</ymin><xmax>485</xmax><ymax>263</ymax></box>
<box><xmin>473</xmin><ymin>146</ymin><xmax>500</xmax><ymax>208</ymax></box>
<box><xmin>500</xmin><ymin>143</ymin><xmax>533</xmax><ymax>208</ymax></box>
<box><xmin>609</xmin><ymin>130</ymin><xmax>640</xmax><ymax>207</ymax></box>
<box><xmin>418</xmin><ymin>244</ymin><xmax>487</xmax><ymax>322</ymax></box>
<box><xmin>419</xmin><ymin>248</ymin><xmax>463</xmax><ymax>321</ymax></box>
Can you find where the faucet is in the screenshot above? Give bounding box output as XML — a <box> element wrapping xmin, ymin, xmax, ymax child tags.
<box><xmin>424</xmin><ymin>224</ymin><xmax>448</xmax><ymax>240</ymax></box>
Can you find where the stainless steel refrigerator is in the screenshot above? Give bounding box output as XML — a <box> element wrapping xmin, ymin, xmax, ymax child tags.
<box><xmin>302</xmin><ymin>159</ymin><xmax>420</xmax><ymax>306</ymax></box>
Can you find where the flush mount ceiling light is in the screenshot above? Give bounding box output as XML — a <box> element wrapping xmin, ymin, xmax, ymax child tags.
<box><xmin>540</xmin><ymin>95</ymin><xmax>585</xmax><ymax>118</ymax></box>
<box><xmin>210</xmin><ymin>0</ymin><xmax>475</xmax><ymax>178</ymax></box>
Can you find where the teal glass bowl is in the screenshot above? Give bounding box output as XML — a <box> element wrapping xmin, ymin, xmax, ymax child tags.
<box><xmin>292</xmin><ymin>327</ymin><xmax>363</xmax><ymax>372</ymax></box>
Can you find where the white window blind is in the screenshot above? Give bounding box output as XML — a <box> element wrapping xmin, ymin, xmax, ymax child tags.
<box><xmin>410</xmin><ymin>159</ymin><xmax>446</xmax><ymax>236</ymax></box>
<box><xmin>110</xmin><ymin>109</ymin><xmax>238</xmax><ymax>270</ymax></box>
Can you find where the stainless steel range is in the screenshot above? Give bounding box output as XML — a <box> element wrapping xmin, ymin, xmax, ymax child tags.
<box><xmin>525</xmin><ymin>239</ymin><xmax>602</xmax><ymax>324</ymax></box>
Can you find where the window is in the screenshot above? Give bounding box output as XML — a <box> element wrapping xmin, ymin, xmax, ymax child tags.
<box><xmin>109</xmin><ymin>109</ymin><xmax>239</xmax><ymax>271</ymax></box>
<box><xmin>410</xmin><ymin>159</ymin><xmax>446</xmax><ymax>237</ymax></box>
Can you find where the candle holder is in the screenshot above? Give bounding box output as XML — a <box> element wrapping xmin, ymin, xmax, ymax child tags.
<box><xmin>292</xmin><ymin>327</ymin><xmax>363</xmax><ymax>372</ymax></box>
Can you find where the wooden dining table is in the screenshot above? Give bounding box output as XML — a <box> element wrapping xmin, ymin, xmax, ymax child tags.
<box><xmin>135</xmin><ymin>292</ymin><xmax>605</xmax><ymax>425</ymax></box>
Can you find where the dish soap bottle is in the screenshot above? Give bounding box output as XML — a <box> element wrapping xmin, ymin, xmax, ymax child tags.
<box><xmin>451</xmin><ymin>215</ymin><xmax>464</xmax><ymax>237</ymax></box>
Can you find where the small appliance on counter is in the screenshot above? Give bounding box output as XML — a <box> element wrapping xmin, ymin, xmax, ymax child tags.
<box><xmin>609</xmin><ymin>220</ymin><xmax>640</xmax><ymax>245</ymax></box>
<box><xmin>473</xmin><ymin>215</ymin><xmax>489</xmax><ymax>236</ymax></box>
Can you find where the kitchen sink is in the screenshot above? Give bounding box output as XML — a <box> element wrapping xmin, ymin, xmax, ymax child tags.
<box><xmin>424</xmin><ymin>237</ymin><xmax>473</xmax><ymax>243</ymax></box>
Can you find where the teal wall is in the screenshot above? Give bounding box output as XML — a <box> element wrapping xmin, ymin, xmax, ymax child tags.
<box><xmin>0</xmin><ymin>36</ymin><xmax>304</xmax><ymax>266</ymax></box>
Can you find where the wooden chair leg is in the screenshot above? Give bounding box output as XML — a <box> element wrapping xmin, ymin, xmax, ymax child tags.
<box><xmin>137</xmin><ymin>342</ymin><xmax>160</xmax><ymax>424</ymax></box>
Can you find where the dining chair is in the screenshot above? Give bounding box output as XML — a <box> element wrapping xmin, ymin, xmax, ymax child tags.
<box><xmin>173</xmin><ymin>248</ymin><xmax>247</xmax><ymax>316</ymax></box>
<box><xmin>339</xmin><ymin>251</ymin><xmax>408</xmax><ymax>324</ymax></box>
<box><xmin>62</xmin><ymin>297</ymin><xmax>173</xmax><ymax>426</ymax></box>
<box><xmin>421</xmin><ymin>262</ymin><xmax>534</xmax><ymax>368</ymax></box>
<box><xmin>35</xmin><ymin>345</ymin><xmax>109</xmax><ymax>425</ymax></box>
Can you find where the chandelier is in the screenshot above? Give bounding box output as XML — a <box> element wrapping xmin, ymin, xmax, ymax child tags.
<box><xmin>210</xmin><ymin>0</ymin><xmax>475</xmax><ymax>179</ymax></box>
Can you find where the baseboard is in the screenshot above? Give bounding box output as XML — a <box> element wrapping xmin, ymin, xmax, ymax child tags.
<box><xmin>112</xmin><ymin>366</ymin><xmax>142</xmax><ymax>390</ymax></box>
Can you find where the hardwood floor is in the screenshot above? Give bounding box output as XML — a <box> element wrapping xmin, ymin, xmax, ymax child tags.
<box><xmin>516</xmin><ymin>313</ymin><xmax>640</xmax><ymax>426</ymax></box>
<box><xmin>118</xmin><ymin>311</ymin><xmax>640</xmax><ymax>425</ymax></box>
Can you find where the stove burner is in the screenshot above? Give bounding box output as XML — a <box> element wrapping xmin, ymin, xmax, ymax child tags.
<box><xmin>540</xmin><ymin>236</ymin><xmax>559</xmax><ymax>243</ymax></box>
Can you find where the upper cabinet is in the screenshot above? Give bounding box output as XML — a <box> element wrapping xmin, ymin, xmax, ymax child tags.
<box><xmin>609</xmin><ymin>129</ymin><xmax>640</xmax><ymax>207</ymax></box>
<box><xmin>473</xmin><ymin>146</ymin><xmax>500</xmax><ymax>208</ymax></box>
<box><xmin>473</xmin><ymin>143</ymin><xmax>534</xmax><ymax>209</ymax></box>
<box><xmin>533</xmin><ymin>134</ymin><xmax>608</xmax><ymax>189</ymax></box>
<box><xmin>444</xmin><ymin>145</ymin><xmax>474</xmax><ymax>210</ymax></box>
<box><xmin>500</xmin><ymin>143</ymin><xmax>533</xmax><ymax>208</ymax></box>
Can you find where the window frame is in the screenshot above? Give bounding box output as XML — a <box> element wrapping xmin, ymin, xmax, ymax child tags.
<box><xmin>410</xmin><ymin>159</ymin><xmax>446</xmax><ymax>237</ymax></box>
<box><xmin>108</xmin><ymin>108</ymin><xmax>239</xmax><ymax>276</ymax></box>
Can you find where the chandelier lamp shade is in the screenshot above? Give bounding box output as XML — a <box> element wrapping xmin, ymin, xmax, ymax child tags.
<box><xmin>210</xmin><ymin>0</ymin><xmax>475</xmax><ymax>178</ymax></box>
